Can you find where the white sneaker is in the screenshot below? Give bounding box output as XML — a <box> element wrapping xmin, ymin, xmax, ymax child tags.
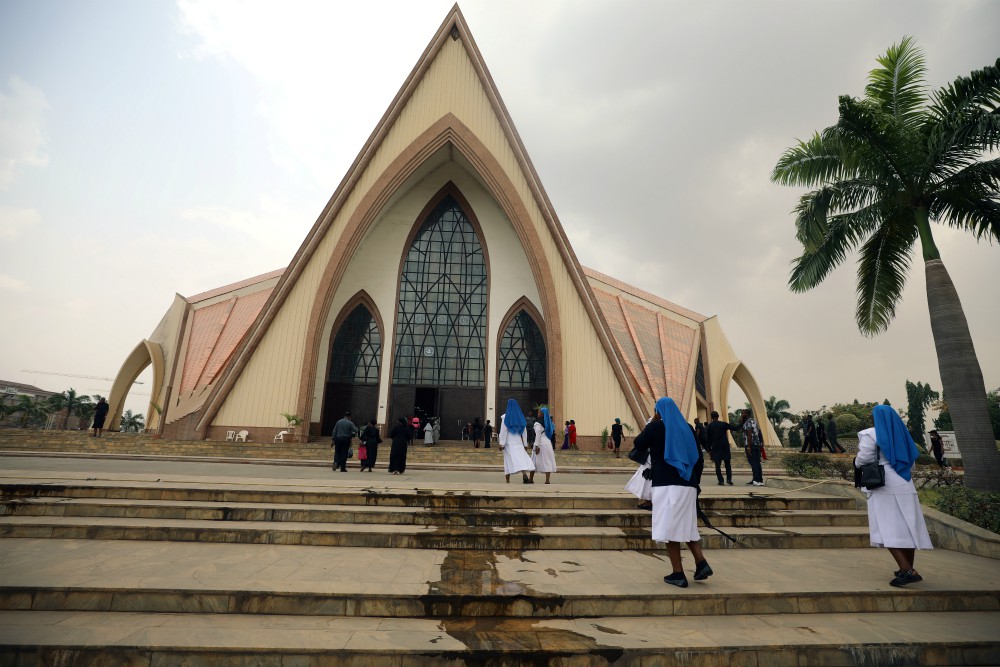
<box><xmin>752</xmin><ymin>481</ymin><xmax>765</xmax><ymax>486</ymax></box>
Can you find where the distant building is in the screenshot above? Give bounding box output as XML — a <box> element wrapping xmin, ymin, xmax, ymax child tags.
<box><xmin>0</xmin><ymin>381</ymin><xmax>56</xmax><ymax>403</ymax></box>
<box><xmin>109</xmin><ymin>7</ymin><xmax>774</xmax><ymax>446</ymax></box>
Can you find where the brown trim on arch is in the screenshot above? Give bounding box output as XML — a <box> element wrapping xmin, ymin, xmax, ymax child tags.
<box><xmin>323</xmin><ymin>289</ymin><xmax>386</xmax><ymax>383</ymax></box>
<box><xmin>494</xmin><ymin>294</ymin><xmax>547</xmax><ymax>391</ymax></box>
<box><xmin>381</xmin><ymin>182</ymin><xmax>491</xmax><ymax>422</ymax></box>
<box><xmin>195</xmin><ymin>5</ymin><xmax>647</xmax><ymax>434</ymax></box>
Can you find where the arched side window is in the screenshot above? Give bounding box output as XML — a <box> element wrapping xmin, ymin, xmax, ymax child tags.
<box><xmin>329</xmin><ymin>304</ymin><xmax>381</xmax><ymax>384</ymax></box>
<box><xmin>393</xmin><ymin>195</ymin><xmax>487</xmax><ymax>387</ymax></box>
<box><xmin>498</xmin><ymin>310</ymin><xmax>547</xmax><ymax>389</ymax></box>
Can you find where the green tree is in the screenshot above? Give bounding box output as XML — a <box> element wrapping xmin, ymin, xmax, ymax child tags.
<box><xmin>935</xmin><ymin>388</ymin><xmax>1000</xmax><ymax>440</ymax></box>
<box><xmin>47</xmin><ymin>388</ymin><xmax>93</xmax><ymax>430</ymax></box>
<box><xmin>771</xmin><ymin>39</ymin><xmax>1000</xmax><ymax>490</ymax></box>
<box><xmin>119</xmin><ymin>410</ymin><xmax>144</xmax><ymax>433</ymax></box>
<box><xmin>13</xmin><ymin>395</ymin><xmax>48</xmax><ymax>428</ymax></box>
<box><xmin>905</xmin><ymin>380</ymin><xmax>939</xmax><ymax>445</ymax></box>
<box><xmin>764</xmin><ymin>395</ymin><xmax>795</xmax><ymax>444</ymax></box>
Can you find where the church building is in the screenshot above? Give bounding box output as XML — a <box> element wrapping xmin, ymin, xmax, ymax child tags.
<box><xmin>108</xmin><ymin>6</ymin><xmax>774</xmax><ymax>447</ymax></box>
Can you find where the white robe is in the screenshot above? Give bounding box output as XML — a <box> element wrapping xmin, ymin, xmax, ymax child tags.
<box><xmin>856</xmin><ymin>428</ymin><xmax>933</xmax><ymax>549</ymax></box>
<box><xmin>624</xmin><ymin>454</ymin><xmax>653</xmax><ymax>501</ymax></box>
<box><xmin>423</xmin><ymin>423</ymin><xmax>434</xmax><ymax>444</ymax></box>
<box><xmin>651</xmin><ymin>485</ymin><xmax>699</xmax><ymax>543</ymax></box>
<box><xmin>498</xmin><ymin>414</ymin><xmax>535</xmax><ymax>475</ymax></box>
<box><xmin>532</xmin><ymin>422</ymin><xmax>557</xmax><ymax>473</ymax></box>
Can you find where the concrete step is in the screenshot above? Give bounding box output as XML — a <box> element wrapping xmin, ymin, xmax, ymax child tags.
<box><xmin>0</xmin><ymin>482</ymin><xmax>857</xmax><ymax>512</ymax></box>
<box><xmin>1</xmin><ymin>497</ymin><xmax>870</xmax><ymax>528</ymax></box>
<box><xmin>1</xmin><ymin>610</ymin><xmax>997</xmax><ymax>666</ymax></box>
<box><xmin>0</xmin><ymin>514</ymin><xmax>875</xmax><ymax>550</ymax></box>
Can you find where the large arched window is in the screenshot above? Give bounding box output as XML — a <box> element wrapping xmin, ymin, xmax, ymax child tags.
<box><xmin>393</xmin><ymin>194</ymin><xmax>486</xmax><ymax>386</ymax></box>
<box><xmin>498</xmin><ymin>310</ymin><xmax>547</xmax><ymax>388</ymax></box>
<box><xmin>329</xmin><ymin>304</ymin><xmax>381</xmax><ymax>384</ymax></box>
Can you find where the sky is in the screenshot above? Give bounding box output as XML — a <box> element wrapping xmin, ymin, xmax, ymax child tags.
<box><xmin>0</xmin><ymin>0</ymin><xmax>997</xmax><ymax>421</ymax></box>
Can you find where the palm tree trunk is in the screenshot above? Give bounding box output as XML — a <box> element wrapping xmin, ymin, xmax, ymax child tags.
<box><xmin>925</xmin><ymin>259</ymin><xmax>999</xmax><ymax>491</ymax></box>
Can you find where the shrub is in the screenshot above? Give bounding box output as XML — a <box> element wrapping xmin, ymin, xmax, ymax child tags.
<box><xmin>787</xmin><ymin>427</ymin><xmax>802</xmax><ymax>449</ymax></box>
<box><xmin>915</xmin><ymin>453</ymin><xmax>936</xmax><ymax>466</ymax></box>
<box><xmin>782</xmin><ymin>452</ymin><xmax>854</xmax><ymax>481</ymax></box>
<box><xmin>835</xmin><ymin>413</ymin><xmax>860</xmax><ymax>434</ymax></box>
<box><xmin>928</xmin><ymin>486</ymin><xmax>1000</xmax><ymax>535</ymax></box>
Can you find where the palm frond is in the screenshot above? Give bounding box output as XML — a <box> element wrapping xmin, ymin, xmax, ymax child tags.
<box><xmin>864</xmin><ymin>36</ymin><xmax>928</xmax><ymax>129</ymax></box>
<box><xmin>855</xmin><ymin>213</ymin><xmax>918</xmax><ymax>335</ymax></box>
<box><xmin>789</xmin><ymin>205</ymin><xmax>881</xmax><ymax>292</ymax></box>
<box><xmin>927</xmin><ymin>57</ymin><xmax>1000</xmax><ymax>125</ymax></box>
<box><xmin>930</xmin><ymin>182</ymin><xmax>1000</xmax><ymax>243</ymax></box>
<box><xmin>792</xmin><ymin>179</ymin><xmax>879</xmax><ymax>250</ymax></box>
<box><xmin>836</xmin><ymin>96</ymin><xmax>910</xmax><ymax>185</ymax></box>
<box><xmin>771</xmin><ymin>131</ymin><xmax>855</xmax><ymax>186</ymax></box>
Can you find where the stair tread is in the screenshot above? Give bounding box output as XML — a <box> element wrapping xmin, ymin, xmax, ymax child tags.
<box><xmin>0</xmin><ymin>609</ymin><xmax>996</xmax><ymax>655</ymax></box>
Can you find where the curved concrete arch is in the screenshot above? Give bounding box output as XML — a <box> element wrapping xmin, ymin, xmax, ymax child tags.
<box><xmin>718</xmin><ymin>361</ymin><xmax>779</xmax><ymax>447</ymax></box>
<box><xmin>108</xmin><ymin>339</ymin><xmax>164</xmax><ymax>432</ymax></box>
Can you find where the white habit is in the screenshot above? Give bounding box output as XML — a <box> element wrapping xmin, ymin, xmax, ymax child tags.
<box><xmin>856</xmin><ymin>428</ymin><xmax>933</xmax><ymax>550</ymax></box>
<box><xmin>423</xmin><ymin>423</ymin><xmax>434</xmax><ymax>445</ymax></box>
<box><xmin>532</xmin><ymin>422</ymin><xmax>557</xmax><ymax>473</ymax></box>
<box><xmin>498</xmin><ymin>414</ymin><xmax>535</xmax><ymax>475</ymax></box>
<box><xmin>624</xmin><ymin>454</ymin><xmax>652</xmax><ymax>501</ymax></box>
<box><xmin>650</xmin><ymin>485</ymin><xmax>699</xmax><ymax>543</ymax></box>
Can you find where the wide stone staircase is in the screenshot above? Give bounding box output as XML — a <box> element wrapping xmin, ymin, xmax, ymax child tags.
<box><xmin>0</xmin><ymin>451</ymin><xmax>998</xmax><ymax>665</ymax></box>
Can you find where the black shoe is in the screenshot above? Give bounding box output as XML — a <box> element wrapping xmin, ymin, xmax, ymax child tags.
<box><xmin>663</xmin><ymin>572</ymin><xmax>688</xmax><ymax>588</ymax></box>
<box><xmin>637</xmin><ymin>502</ymin><xmax>653</xmax><ymax>511</ymax></box>
<box><xmin>694</xmin><ymin>560</ymin><xmax>713</xmax><ymax>581</ymax></box>
<box><xmin>718</xmin><ymin>482</ymin><xmax>725</xmax><ymax>486</ymax></box>
<box><xmin>727</xmin><ymin>481</ymin><xmax>733</xmax><ymax>486</ymax></box>
<box><xmin>745</xmin><ymin>481</ymin><xmax>755</xmax><ymax>485</ymax></box>
<box><xmin>890</xmin><ymin>570</ymin><xmax>923</xmax><ymax>587</ymax></box>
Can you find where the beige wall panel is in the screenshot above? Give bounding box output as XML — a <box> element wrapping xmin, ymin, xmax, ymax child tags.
<box><xmin>215</xmin><ymin>36</ymin><xmax>633</xmax><ymax>433</ymax></box>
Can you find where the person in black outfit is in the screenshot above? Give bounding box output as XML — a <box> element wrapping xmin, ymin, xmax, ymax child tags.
<box><xmin>483</xmin><ymin>420</ymin><xmax>493</xmax><ymax>448</ymax></box>
<box><xmin>91</xmin><ymin>398</ymin><xmax>110</xmax><ymax>437</ymax></box>
<box><xmin>704</xmin><ymin>410</ymin><xmax>739</xmax><ymax>485</ymax></box>
<box><xmin>929</xmin><ymin>430</ymin><xmax>946</xmax><ymax>467</ymax></box>
<box><xmin>610</xmin><ymin>418</ymin><xmax>624</xmax><ymax>458</ymax></box>
<box><xmin>473</xmin><ymin>417</ymin><xmax>484</xmax><ymax>448</ymax></box>
<box><xmin>632</xmin><ymin>397</ymin><xmax>711</xmax><ymax>588</ymax></box>
<box><xmin>331</xmin><ymin>411</ymin><xmax>358</xmax><ymax>472</ymax></box>
<box><xmin>826</xmin><ymin>414</ymin><xmax>846</xmax><ymax>453</ymax></box>
<box><xmin>693</xmin><ymin>418</ymin><xmax>708</xmax><ymax>453</ymax></box>
<box><xmin>388</xmin><ymin>418</ymin><xmax>411</xmax><ymax>475</ymax></box>
<box><xmin>359</xmin><ymin>419</ymin><xmax>381</xmax><ymax>472</ymax></box>
<box><xmin>801</xmin><ymin>415</ymin><xmax>819</xmax><ymax>453</ymax></box>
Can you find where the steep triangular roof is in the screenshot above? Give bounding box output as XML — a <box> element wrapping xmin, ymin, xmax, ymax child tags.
<box><xmin>194</xmin><ymin>4</ymin><xmax>648</xmax><ymax>433</ymax></box>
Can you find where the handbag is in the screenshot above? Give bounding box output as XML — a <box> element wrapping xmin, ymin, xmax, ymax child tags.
<box><xmin>357</xmin><ymin>445</ymin><xmax>367</xmax><ymax>461</ymax></box>
<box><xmin>347</xmin><ymin>446</ymin><xmax>354</xmax><ymax>459</ymax></box>
<box><xmin>855</xmin><ymin>446</ymin><xmax>885</xmax><ymax>489</ymax></box>
<box><xmin>627</xmin><ymin>446</ymin><xmax>646</xmax><ymax>464</ymax></box>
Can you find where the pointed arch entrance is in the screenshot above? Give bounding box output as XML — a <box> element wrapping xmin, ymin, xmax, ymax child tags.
<box><xmin>388</xmin><ymin>186</ymin><xmax>488</xmax><ymax>439</ymax></box>
<box><xmin>495</xmin><ymin>298</ymin><xmax>548</xmax><ymax>418</ymax></box>
<box><xmin>320</xmin><ymin>292</ymin><xmax>383</xmax><ymax>435</ymax></box>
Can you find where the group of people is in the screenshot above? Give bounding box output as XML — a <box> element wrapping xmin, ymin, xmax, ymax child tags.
<box><xmin>800</xmin><ymin>414</ymin><xmax>847</xmax><ymax>453</ymax></box>
<box><xmin>461</xmin><ymin>418</ymin><xmax>494</xmax><ymax>448</ymax></box>
<box><xmin>498</xmin><ymin>399</ymin><xmax>558</xmax><ymax>484</ymax></box>
<box><xmin>625</xmin><ymin>399</ymin><xmax>932</xmax><ymax>589</ymax></box>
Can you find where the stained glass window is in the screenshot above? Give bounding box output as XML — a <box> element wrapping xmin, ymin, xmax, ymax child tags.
<box><xmin>498</xmin><ymin>310</ymin><xmax>547</xmax><ymax>389</ymax></box>
<box><xmin>328</xmin><ymin>305</ymin><xmax>381</xmax><ymax>384</ymax></box>
<box><xmin>695</xmin><ymin>348</ymin><xmax>706</xmax><ymax>398</ymax></box>
<box><xmin>392</xmin><ymin>195</ymin><xmax>487</xmax><ymax>386</ymax></box>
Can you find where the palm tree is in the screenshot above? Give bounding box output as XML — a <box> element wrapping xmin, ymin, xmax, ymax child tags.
<box><xmin>47</xmin><ymin>388</ymin><xmax>93</xmax><ymax>430</ymax></box>
<box><xmin>771</xmin><ymin>39</ymin><xmax>1000</xmax><ymax>490</ymax></box>
<box><xmin>764</xmin><ymin>396</ymin><xmax>795</xmax><ymax>443</ymax></box>
<box><xmin>119</xmin><ymin>410</ymin><xmax>144</xmax><ymax>433</ymax></box>
<box><xmin>14</xmin><ymin>395</ymin><xmax>48</xmax><ymax>428</ymax></box>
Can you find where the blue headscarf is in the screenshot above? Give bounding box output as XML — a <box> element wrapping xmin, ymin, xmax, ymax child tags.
<box><xmin>655</xmin><ymin>397</ymin><xmax>699</xmax><ymax>482</ymax></box>
<box><xmin>504</xmin><ymin>399</ymin><xmax>527</xmax><ymax>436</ymax></box>
<box><xmin>540</xmin><ymin>407</ymin><xmax>555</xmax><ymax>440</ymax></box>
<box><xmin>872</xmin><ymin>405</ymin><xmax>919</xmax><ymax>481</ymax></box>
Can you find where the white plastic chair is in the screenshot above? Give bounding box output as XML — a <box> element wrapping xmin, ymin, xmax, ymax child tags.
<box><xmin>225</xmin><ymin>431</ymin><xmax>236</xmax><ymax>442</ymax></box>
<box><xmin>234</xmin><ymin>430</ymin><xmax>249</xmax><ymax>442</ymax></box>
<box><xmin>274</xmin><ymin>430</ymin><xmax>288</xmax><ymax>443</ymax></box>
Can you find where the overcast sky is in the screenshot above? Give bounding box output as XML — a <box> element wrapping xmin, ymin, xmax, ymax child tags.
<box><xmin>0</xmin><ymin>0</ymin><xmax>997</xmax><ymax>421</ymax></box>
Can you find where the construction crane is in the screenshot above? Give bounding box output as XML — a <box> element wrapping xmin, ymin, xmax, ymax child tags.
<box><xmin>22</xmin><ymin>370</ymin><xmax>144</xmax><ymax>385</ymax></box>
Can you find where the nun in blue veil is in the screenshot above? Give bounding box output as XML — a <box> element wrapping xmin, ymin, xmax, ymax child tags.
<box><xmin>529</xmin><ymin>406</ymin><xmax>558</xmax><ymax>484</ymax></box>
<box><xmin>631</xmin><ymin>397</ymin><xmax>711</xmax><ymax>588</ymax></box>
<box><xmin>498</xmin><ymin>399</ymin><xmax>536</xmax><ymax>483</ymax></box>
<box><xmin>855</xmin><ymin>405</ymin><xmax>932</xmax><ymax>587</ymax></box>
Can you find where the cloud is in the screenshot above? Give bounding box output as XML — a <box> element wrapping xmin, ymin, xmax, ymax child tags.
<box><xmin>0</xmin><ymin>76</ymin><xmax>49</xmax><ymax>190</ymax></box>
<box><xmin>0</xmin><ymin>274</ymin><xmax>28</xmax><ymax>293</ymax></box>
<box><xmin>0</xmin><ymin>206</ymin><xmax>41</xmax><ymax>239</ymax></box>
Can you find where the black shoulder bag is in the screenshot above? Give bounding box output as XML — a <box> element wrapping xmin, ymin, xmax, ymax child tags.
<box><xmin>855</xmin><ymin>444</ymin><xmax>885</xmax><ymax>489</ymax></box>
